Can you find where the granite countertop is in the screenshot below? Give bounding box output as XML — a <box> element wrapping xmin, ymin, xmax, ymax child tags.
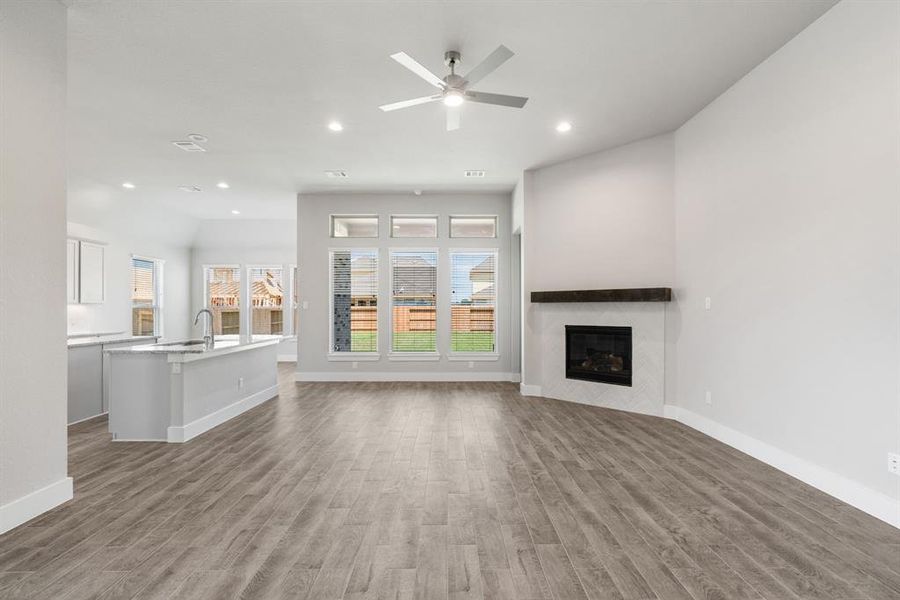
<box><xmin>105</xmin><ymin>336</ymin><xmax>281</xmax><ymax>363</ymax></box>
<box><xmin>68</xmin><ymin>334</ymin><xmax>159</xmax><ymax>348</ymax></box>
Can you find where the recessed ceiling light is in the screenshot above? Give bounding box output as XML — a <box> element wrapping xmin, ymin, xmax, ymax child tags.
<box><xmin>556</xmin><ymin>121</ymin><xmax>573</xmax><ymax>133</ymax></box>
<box><xmin>172</xmin><ymin>140</ymin><xmax>207</xmax><ymax>152</ymax></box>
<box><xmin>216</xmin><ymin>181</ymin><xmax>230</xmax><ymax>189</ymax></box>
<box><xmin>122</xmin><ymin>182</ymin><xmax>135</xmax><ymax>189</ymax></box>
<box><xmin>413</xmin><ymin>189</ymin><xmax>422</xmax><ymax>196</ymax></box>
<box><xmin>231</xmin><ymin>210</ymin><xmax>241</xmax><ymax>215</ymax></box>
<box><xmin>327</xmin><ymin>121</ymin><xmax>343</xmax><ymax>132</ymax></box>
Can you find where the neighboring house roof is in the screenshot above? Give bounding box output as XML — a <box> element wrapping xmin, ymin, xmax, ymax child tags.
<box><xmin>207</xmin><ymin>278</ymin><xmax>284</xmax><ymax>306</ymax></box>
<box><xmin>469</xmin><ymin>256</ymin><xmax>495</xmax><ymax>282</ymax></box>
<box><xmin>392</xmin><ymin>255</ymin><xmax>436</xmax><ymax>298</ymax></box>
<box><xmin>471</xmin><ymin>283</ymin><xmax>495</xmax><ymax>302</ymax></box>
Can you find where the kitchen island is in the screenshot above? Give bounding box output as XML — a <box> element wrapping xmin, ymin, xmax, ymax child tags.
<box><xmin>105</xmin><ymin>337</ymin><xmax>280</xmax><ymax>442</ymax></box>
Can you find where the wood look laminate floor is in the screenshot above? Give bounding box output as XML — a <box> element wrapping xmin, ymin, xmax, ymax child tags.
<box><xmin>1</xmin><ymin>364</ymin><xmax>899</xmax><ymax>600</ymax></box>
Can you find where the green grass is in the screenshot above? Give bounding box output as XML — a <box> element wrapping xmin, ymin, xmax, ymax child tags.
<box><xmin>348</xmin><ymin>331</ymin><xmax>494</xmax><ymax>353</ymax></box>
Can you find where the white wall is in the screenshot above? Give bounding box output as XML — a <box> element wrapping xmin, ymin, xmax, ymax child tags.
<box><xmin>522</xmin><ymin>134</ymin><xmax>675</xmax><ymax>388</ymax></box>
<box><xmin>673</xmin><ymin>0</ymin><xmax>900</xmax><ymax>522</ymax></box>
<box><xmin>0</xmin><ymin>0</ymin><xmax>72</xmax><ymax>532</ymax></box>
<box><xmin>296</xmin><ymin>192</ymin><xmax>517</xmax><ymax>380</ymax></box>
<box><xmin>191</xmin><ymin>219</ymin><xmax>296</xmax><ymax>358</ymax></box>
<box><xmin>67</xmin><ymin>222</ymin><xmax>193</xmax><ymax>340</ymax></box>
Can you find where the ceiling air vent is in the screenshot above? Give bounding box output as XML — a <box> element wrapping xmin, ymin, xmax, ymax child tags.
<box><xmin>325</xmin><ymin>170</ymin><xmax>348</xmax><ymax>178</ymax></box>
<box><xmin>464</xmin><ymin>170</ymin><xmax>486</xmax><ymax>178</ymax></box>
<box><xmin>178</xmin><ymin>185</ymin><xmax>202</xmax><ymax>193</ymax></box>
<box><xmin>172</xmin><ymin>140</ymin><xmax>207</xmax><ymax>152</ymax></box>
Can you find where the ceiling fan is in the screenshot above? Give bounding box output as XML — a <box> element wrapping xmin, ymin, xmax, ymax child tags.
<box><xmin>379</xmin><ymin>45</ymin><xmax>528</xmax><ymax>131</ymax></box>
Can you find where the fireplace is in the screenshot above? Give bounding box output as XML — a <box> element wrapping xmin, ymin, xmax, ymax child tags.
<box><xmin>565</xmin><ymin>325</ymin><xmax>632</xmax><ymax>386</ymax></box>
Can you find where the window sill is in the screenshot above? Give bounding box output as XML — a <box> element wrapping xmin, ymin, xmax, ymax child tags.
<box><xmin>388</xmin><ymin>352</ymin><xmax>441</xmax><ymax>362</ymax></box>
<box><xmin>328</xmin><ymin>352</ymin><xmax>380</xmax><ymax>362</ymax></box>
<box><xmin>447</xmin><ymin>353</ymin><xmax>500</xmax><ymax>362</ymax></box>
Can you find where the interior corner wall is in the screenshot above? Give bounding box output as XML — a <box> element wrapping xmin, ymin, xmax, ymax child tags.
<box><xmin>673</xmin><ymin>0</ymin><xmax>900</xmax><ymax>521</ymax></box>
<box><xmin>296</xmin><ymin>192</ymin><xmax>516</xmax><ymax>380</ymax></box>
<box><xmin>521</xmin><ymin>135</ymin><xmax>675</xmax><ymax>390</ymax></box>
<box><xmin>0</xmin><ymin>0</ymin><xmax>72</xmax><ymax>532</ymax></box>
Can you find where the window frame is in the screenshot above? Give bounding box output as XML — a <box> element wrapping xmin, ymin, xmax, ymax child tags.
<box><xmin>447</xmin><ymin>248</ymin><xmax>500</xmax><ymax>361</ymax></box>
<box><xmin>330</xmin><ymin>214</ymin><xmax>380</xmax><ymax>239</ymax></box>
<box><xmin>328</xmin><ymin>248</ymin><xmax>380</xmax><ymax>360</ymax></box>
<box><xmin>131</xmin><ymin>254</ymin><xmax>164</xmax><ymax>338</ymax></box>
<box><xmin>246</xmin><ymin>264</ymin><xmax>287</xmax><ymax>339</ymax></box>
<box><xmin>390</xmin><ymin>215</ymin><xmax>439</xmax><ymax>239</ymax></box>
<box><xmin>388</xmin><ymin>247</ymin><xmax>440</xmax><ymax>361</ymax></box>
<box><xmin>202</xmin><ymin>264</ymin><xmax>243</xmax><ymax>337</ymax></box>
<box><xmin>448</xmin><ymin>215</ymin><xmax>498</xmax><ymax>239</ymax></box>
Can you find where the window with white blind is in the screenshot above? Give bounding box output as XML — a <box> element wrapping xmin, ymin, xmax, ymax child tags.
<box><xmin>390</xmin><ymin>250</ymin><xmax>437</xmax><ymax>353</ymax></box>
<box><xmin>131</xmin><ymin>257</ymin><xmax>162</xmax><ymax>336</ymax></box>
<box><xmin>450</xmin><ymin>250</ymin><xmax>497</xmax><ymax>353</ymax></box>
<box><xmin>204</xmin><ymin>266</ymin><xmax>241</xmax><ymax>336</ymax></box>
<box><xmin>330</xmin><ymin>249</ymin><xmax>378</xmax><ymax>353</ymax></box>
<box><xmin>249</xmin><ymin>267</ymin><xmax>284</xmax><ymax>337</ymax></box>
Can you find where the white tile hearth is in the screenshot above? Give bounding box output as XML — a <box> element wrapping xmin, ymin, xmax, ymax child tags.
<box><xmin>534</xmin><ymin>302</ymin><xmax>665</xmax><ymax>416</ymax></box>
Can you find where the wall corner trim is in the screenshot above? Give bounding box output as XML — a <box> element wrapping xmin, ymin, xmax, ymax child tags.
<box><xmin>0</xmin><ymin>476</ymin><xmax>74</xmax><ymax>535</ymax></box>
<box><xmin>663</xmin><ymin>405</ymin><xmax>900</xmax><ymax>530</ymax></box>
<box><xmin>519</xmin><ymin>383</ymin><xmax>542</xmax><ymax>396</ymax></box>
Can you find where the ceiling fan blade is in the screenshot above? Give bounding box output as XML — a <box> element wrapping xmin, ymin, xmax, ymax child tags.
<box><xmin>379</xmin><ymin>95</ymin><xmax>441</xmax><ymax>112</ymax></box>
<box><xmin>446</xmin><ymin>107</ymin><xmax>460</xmax><ymax>131</ymax></box>
<box><xmin>390</xmin><ymin>52</ymin><xmax>446</xmax><ymax>89</ymax></box>
<box><xmin>463</xmin><ymin>45</ymin><xmax>514</xmax><ymax>86</ymax></box>
<box><xmin>465</xmin><ymin>90</ymin><xmax>528</xmax><ymax>108</ymax></box>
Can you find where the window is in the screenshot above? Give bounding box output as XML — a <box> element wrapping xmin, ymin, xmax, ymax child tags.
<box><xmin>450</xmin><ymin>215</ymin><xmax>497</xmax><ymax>238</ymax></box>
<box><xmin>330</xmin><ymin>249</ymin><xmax>378</xmax><ymax>352</ymax></box>
<box><xmin>390</xmin><ymin>250</ymin><xmax>437</xmax><ymax>353</ymax></box>
<box><xmin>131</xmin><ymin>257</ymin><xmax>162</xmax><ymax>336</ymax></box>
<box><xmin>331</xmin><ymin>215</ymin><xmax>378</xmax><ymax>238</ymax></box>
<box><xmin>204</xmin><ymin>266</ymin><xmax>241</xmax><ymax>336</ymax></box>
<box><xmin>391</xmin><ymin>216</ymin><xmax>438</xmax><ymax>238</ymax></box>
<box><xmin>450</xmin><ymin>251</ymin><xmax>497</xmax><ymax>353</ymax></box>
<box><xmin>249</xmin><ymin>267</ymin><xmax>283</xmax><ymax>337</ymax></box>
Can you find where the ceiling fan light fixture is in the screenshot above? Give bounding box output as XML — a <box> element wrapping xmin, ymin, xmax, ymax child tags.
<box><xmin>443</xmin><ymin>90</ymin><xmax>465</xmax><ymax>107</ymax></box>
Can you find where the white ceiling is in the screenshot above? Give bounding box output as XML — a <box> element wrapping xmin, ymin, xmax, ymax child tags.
<box><xmin>67</xmin><ymin>0</ymin><xmax>835</xmax><ymax>222</ymax></box>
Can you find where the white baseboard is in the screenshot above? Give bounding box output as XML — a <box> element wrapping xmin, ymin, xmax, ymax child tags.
<box><xmin>664</xmin><ymin>404</ymin><xmax>900</xmax><ymax>530</ymax></box>
<box><xmin>519</xmin><ymin>383</ymin><xmax>542</xmax><ymax>396</ymax></box>
<box><xmin>277</xmin><ymin>354</ymin><xmax>297</xmax><ymax>363</ymax></box>
<box><xmin>294</xmin><ymin>371</ymin><xmax>518</xmax><ymax>383</ymax></box>
<box><xmin>167</xmin><ymin>384</ymin><xmax>279</xmax><ymax>443</ymax></box>
<box><xmin>0</xmin><ymin>477</ymin><xmax>73</xmax><ymax>535</ymax></box>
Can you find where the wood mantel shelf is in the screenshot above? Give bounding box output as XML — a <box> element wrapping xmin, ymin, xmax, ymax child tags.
<box><xmin>530</xmin><ymin>287</ymin><xmax>672</xmax><ymax>303</ymax></box>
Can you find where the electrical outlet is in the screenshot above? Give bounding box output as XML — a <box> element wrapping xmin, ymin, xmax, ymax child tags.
<box><xmin>704</xmin><ymin>297</ymin><xmax>711</xmax><ymax>310</ymax></box>
<box><xmin>889</xmin><ymin>453</ymin><xmax>900</xmax><ymax>476</ymax></box>
<box><xmin>352</xmin><ymin>361</ymin><xmax>358</xmax><ymax>369</ymax></box>
<box><xmin>238</xmin><ymin>377</ymin><xmax>244</xmax><ymax>390</ymax></box>
<box><xmin>468</xmin><ymin>361</ymin><xmax>474</xmax><ymax>368</ymax></box>
<box><xmin>302</xmin><ymin>300</ymin><xmax>309</xmax><ymax>310</ymax></box>
<box><xmin>705</xmin><ymin>391</ymin><xmax>712</xmax><ymax>405</ymax></box>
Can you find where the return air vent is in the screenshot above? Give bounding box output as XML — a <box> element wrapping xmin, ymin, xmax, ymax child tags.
<box><xmin>464</xmin><ymin>170</ymin><xmax>486</xmax><ymax>178</ymax></box>
<box><xmin>325</xmin><ymin>170</ymin><xmax>348</xmax><ymax>178</ymax></box>
<box><xmin>172</xmin><ymin>140</ymin><xmax>207</xmax><ymax>152</ymax></box>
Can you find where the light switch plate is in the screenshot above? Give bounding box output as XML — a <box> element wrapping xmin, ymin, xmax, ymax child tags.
<box><xmin>889</xmin><ymin>453</ymin><xmax>900</xmax><ymax>476</ymax></box>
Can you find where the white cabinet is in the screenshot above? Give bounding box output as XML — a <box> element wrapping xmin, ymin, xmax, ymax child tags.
<box><xmin>78</xmin><ymin>241</ymin><xmax>105</xmax><ymax>303</ymax></box>
<box><xmin>66</xmin><ymin>239</ymin><xmax>80</xmax><ymax>304</ymax></box>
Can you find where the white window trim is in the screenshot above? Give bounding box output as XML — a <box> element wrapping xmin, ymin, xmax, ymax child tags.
<box><xmin>328</xmin><ymin>248</ymin><xmax>380</xmax><ymax>357</ymax></box>
<box><xmin>390</xmin><ymin>215</ymin><xmax>439</xmax><ymax>238</ymax></box>
<box><xmin>247</xmin><ymin>264</ymin><xmax>287</xmax><ymax>339</ymax></box>
<box><xmin>330</xmin><ymin>214</ymin><xmax>380</xmax><ymax>238</ymax></box>
<box><xmin>202</xmin><ymin>264</ymin><xmax>242</xmax><ymax>336</ymax></box>
<box><xmin>132</xmin><ymin>254</ymin><xmax>164</xmax><ymax>338</ymax></box>
<box><xmin>448</xmin><ymin>248</ymin><xmax>499</xmax><ymax>357</ymax></box>
<box><xmin>449</xmin><ymin>214</ymin><xmax>498</xmax><ymax>239</ymax></box>
<box><xmin>389</xmin><ymin>247</ymin><xmax>440</xmax><ymax>356</ymax></box>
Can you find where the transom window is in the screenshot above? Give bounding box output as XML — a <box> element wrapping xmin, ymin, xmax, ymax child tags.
<box><xmin>391</xmin><ymin>216</ymin><xmax>438</xmax><ymax>238</ymax></box>
<box><xmin>449</xmin><ymin>215</ymin><xmax>497</xmax><ymax>238</ymax></box>
<box><xmin>331</xmin><ymin>215</ymin><xmax>379</xmax><ymax>238</ymax></box>
<box><xmin>391</xmin><ymin>250</ymin><xmax>437</xmax><ymax>352</ymax></box>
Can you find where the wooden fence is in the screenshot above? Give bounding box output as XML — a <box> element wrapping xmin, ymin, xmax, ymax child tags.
<box><xmin>349</xmin><ymin>306</ymin><xmax>495</xmax><ymax>333</ymax></box>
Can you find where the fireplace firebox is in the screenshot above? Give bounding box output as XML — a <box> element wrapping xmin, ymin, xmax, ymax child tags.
<box><xmin>565</xmin><ymin>325</ymin><xmax>632</xmax><ymax>386</ymax></box>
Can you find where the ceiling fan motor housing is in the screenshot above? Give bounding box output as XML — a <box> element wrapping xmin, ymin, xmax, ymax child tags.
<box><xmin>443</xmin><ymin>50</ymin><xmax>461</xmax><ymax>68</ymax></box>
